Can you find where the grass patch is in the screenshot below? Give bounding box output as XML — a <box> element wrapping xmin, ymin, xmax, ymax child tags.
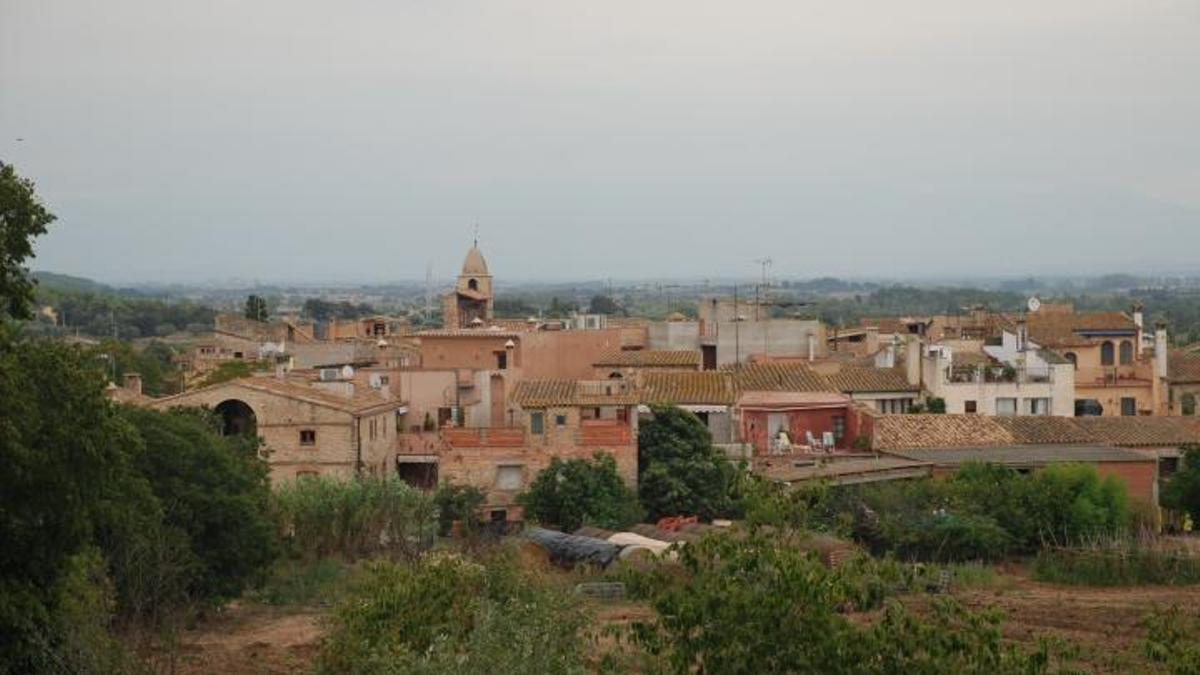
<box><xmin>253</xmin><ymin>557</ymin><xmax>353</xmax><ymax>607</ymax></box>
<box><xmin>1033</xmin><ymin>541</ymin><xmax>1200</xmax><ymax>586</ymax></box>
<box><xmin>943</xmin><ymin>562</ymin><xmax>1013</xmax><ymax>591</ymax></box>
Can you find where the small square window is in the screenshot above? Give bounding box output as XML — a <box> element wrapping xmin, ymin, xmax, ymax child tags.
<box><xmin>1121</xmin><ymin>397</ymin><xmax>1137</xmax><ymax>416</ymax></box>
<box><xmin>300</xmin><ymin>429</ymin><xmax>317</xmax><ymax>445</ymax></box>
<box><xmin>964</xmin><ymin>400</ymin><xmax>977</xmax><ymax>414</ymax></box>
<box><xmin>495</xmin><ymin>465</ymin><xmax>524</xmax><ymax>491</ymax></box>
<box><xmin>555</xmin><ymin>415</ymin><xmax>567</xmax><ymax>429</ymax></box>
<box><xmin>530</xmin><ymin>411</ymin><xmax>544</xmax><ymax>435</ymax></box>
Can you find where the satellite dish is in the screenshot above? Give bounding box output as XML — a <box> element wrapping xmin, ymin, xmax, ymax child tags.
<box><xmin>1027</xmin><ymin>297</ymin><xmax>1041</xmax><ymax>313</ymax></box>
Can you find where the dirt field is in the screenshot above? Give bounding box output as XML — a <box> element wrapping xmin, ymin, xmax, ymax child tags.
<box><xmin>939</xmin><ymin>578</ymin><xmax>1200</xmax><ymax>673</ymax></box>
<box><xmin>168</xmin><ymin>604</ymin><xmax>324</xmax><ymax>675</ymax></box>
<box><xmin>159</xmin><ymin>574</ymin><xmax>1200</xmax><ymax>674</ymax></box>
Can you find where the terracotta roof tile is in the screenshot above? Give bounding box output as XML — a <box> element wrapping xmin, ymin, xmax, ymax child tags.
<box><xmin>640</xmin><ymin>371</ymin><xmax>737</xmax><ymax>405</ymax></box>
<box><xmin>594</xmin><ymin>350</ymin><xmax>701</xmax><ymax>368</ymax></box>
<box><xmin>510</xmin><ymin>379</ymin><xmax>638</xmax><ymax>407</ymax></box>
<box><xmin>1170</xmin><ymin>350</ymin><xmax>1200</xmax><ymax>384</ymax></box>
<box><xmin>824</xmin><ymin>366</ymin><xmax>917</xmax><ymax>393</ymax></box>
<box><xmin>1027</xmin><ymin>311</ymin><xmax>1137</xmax><ymax>348</ymax></box>
<box><xmin>873</xmin><ymin>414</ymin><xmax>1200</xmax><ymax>451</ymax></box>
<box><xmin>726</xmin><ymin>363</ymin><xmax>830</xmax><ymax>392</ymax></box>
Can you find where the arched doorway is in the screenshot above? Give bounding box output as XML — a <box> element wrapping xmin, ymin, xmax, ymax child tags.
<box><xmin>215</xmin><ymin>399</ymin><xmax>257</xmax><ymax>436</ymax></box>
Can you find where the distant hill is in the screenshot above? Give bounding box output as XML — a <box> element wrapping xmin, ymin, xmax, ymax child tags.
<box><xmin>32</xmin><ymin>271</ymin><xmax>114</xmax><ymax>294</ymax></box>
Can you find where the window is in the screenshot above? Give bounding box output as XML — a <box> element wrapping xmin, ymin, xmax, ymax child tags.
<box><xmin>964</xmin><ymin>400</ymin><xmax>978</xmax><ymax>414</ymax></box>
<box><xmin>1101</xmin><ymin>341</ymin><xmax>1115</xmax><ymax>366</ymax></box>
<box><xmin>1119</xmin><ymin>340</ymin><xmax>1134</xmax><ymax>365</ymax></box>
<box><xmin>555</xmin><ymin>414</ymin><xmax>567</xmax><ymax>429</ymax></box>
<box><xmin>832</xmin><ymin>416</ymin><xmax>846</xmax><ymax>445</ymax></box>
<box><xmin>495</xmin><ymin>465</ymin><xmax>524</xmax><ymax>491</ymax></box>
<box><xmin>300</xmin><ymin>429</ymin><xmax>317</xmax><ymax>445</ymax></box>
<box><xmin>1064</xmin><ymin>352</ymin><xmax>1077</xmax><ymax>369</ymax></box>
<box><xmin>1024</xmin><ymin>398</ymin><xmax>1050</xmax><ymax>416</ymax></box>
<box><xmin>995</xmin><ymin>398</ymin><xmax>1017</xmax><ymax>416</ymax></box>
<box><xmin>468</xmin><ymin>278</ymin><xmax>479</xmax><ymax>291</ymax></box>
<box><xmin>1121</xmin><ymin>397</ymin><xmax>1137</xmax><ymax>416</ymax></box>
<box><xmin>496</xmin><ymin>351</ymin><xmax>507</xmax><ymax>370</ymax></box>
<box><xmin>1184</xmin><ymin>393</ymin><xmax>1197</xmax><ymax>416</ymax></box>
<box><xmin>530</xmin><ymin>412</ymin><xmax>544</xmax><ymax>434</ymax></box>
<box><xmin>395</xmin><ymin>410</ymin><xmax>405</xmax><ymax>432</ymax></box>
<box><xmin>379</xmin><ymin>375</ymin><xmax>389</xmax><ymax>386</ymax></box>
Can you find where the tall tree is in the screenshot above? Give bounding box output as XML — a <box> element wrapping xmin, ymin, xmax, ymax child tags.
<box><xmin>0</xmin><ymin>162</ymin><xmax>56</xmax><ymax>320</ymax></box>
<box><xmin>637</xmin><ymin>405</ymin><xmax>735</xmax><ymax>521</ymax></box>
<box><xmin>244</xmin><ymin>294</ymin><xmax>268</xmax><ymax>322</ymax></box>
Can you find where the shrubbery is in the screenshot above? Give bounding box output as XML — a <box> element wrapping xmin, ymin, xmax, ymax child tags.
<box><xmin>1033</xmin><ymin>541</ymin><xmax>1200</xmax><ymax>586</ymax></box>
<box><xmin>432</xmin><ymin>483</ymin><xmax>486</xmax><ymax>537</ymax></box>
<box><xmin>518</xmin><ymin>452</ymin><xmax>643</xmax><ymax>531</ymax></box>
<box><xmin>317</xmin><ymin>550</ymin><xmax>591</xmax><ymax>675</ymax></box>
<box><xmin>638</xmin><ymin>405</ymin><xmax>735</xmax><ymax>521</ymax></box>
<box><xmin>625</xmin><ymin>534</ymin><xmax>1075</xmax><ymax>674</ymax></box>
<box><xmin>271</xmin><ymin>475</ymin><xmax>437</xmax><ymax>561</ymax></box>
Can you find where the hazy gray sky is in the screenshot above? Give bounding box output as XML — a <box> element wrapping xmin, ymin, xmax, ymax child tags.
<box><xmin>2</xmin><ymin>0</ymin><xmax>1199</xmax><ymax>284</ymax></box>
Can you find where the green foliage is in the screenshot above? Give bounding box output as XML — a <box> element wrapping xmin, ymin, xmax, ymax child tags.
<box><xmin>271</xmin><ymin>475</ymin><xmax>437</xmax><ymax>560</ymax></box>
<box><xmin>244</xmin><ymin>294</ymin><xmax>269</xmax><ymax>321</ymax></box>
<box><xmin>1142</xmin><ymin>606</ymin><xmax>1200</xmax><ymax>675</ymax></box>
<box><xmin>925</xmin><ymin>397</ymin><xmax>947</xmax><ymax>414</ymax></box>
<box><xmin>0</xmin><ymin>337</ymin><xmax>143</xmax><ymax>671</ymax></box>
<box><xmin>638</xmin><ymin>405</ymin><xmax>734</xmax><ymax>521</ymax></box>
<box><xmin>302</xmin><ymin>297</ymin><xmax>376</xmax><ymax>321</ymax></box>
<box><xmin>317</xmin><ymin>551</ymin><xmax>590</xmax><ymax>675</ymax></box>
<box><xmin>30</xmin><ymin>281</ymin><xmax>215</xmax><ymax>339</ymax></box>
<box><xmin>1162</xmin><ymin>444</ymin><xmax>1200</xmax><ymax>523</ymax></box>
<box><xmin>90</xmin><ymin>338</ymin><xmax>182</xmax><ymax>395</ymax></box>
<box><xmin>196</xmin><ymin>358</ymin><xmax>269</xmax><ymax>388</ymax></box>
<box><xmin>254</xmin><ymin>557</ymin><xmax>352</xmax><ymax>608</ymax></box>
<box><xmin>45</xmin><ymin>549</ymin><xmax>141</xmax><ymax>675</ymax></box>
<box><xmin>433</xmin><ymin>483</ymin><xmax>486</xmax><ymax>536</ymax></box>
<box><xmin>118</xmin><ymin>406</ymin><xmax>277</xmax><ymax>603</ymax></box>
<box><xmin>518</xmin><ymin>452</ymin><xmax>643</xmax><ymax>531</ymax></box>
<box><xmin>1033</xmin><ymin>541</ymin><xmax>1200</xmax><ymax>586</ymax></box>
<box><xmin>587</xmin><ymin>294</ymin><xmax>624</xmax><ymax>315</ymax></box>
<box><xmin>627</xmin><ymin>534</ymin><xmax>1073</xmax><ymax>675</ymax></box>
<box><xmin>0</xmin><ymin>162</ymin><xmax>55</xmax><ymax>320</ymax></box>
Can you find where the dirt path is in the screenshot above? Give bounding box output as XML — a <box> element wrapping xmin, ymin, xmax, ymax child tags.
<box><xmin>168</xmin><ymin>604</ymin><xmax>324</xmax><ymax>675</ymax></box>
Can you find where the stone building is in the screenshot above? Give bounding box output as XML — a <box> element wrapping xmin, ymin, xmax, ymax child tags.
<box><xmin>148</xmin><ymin>373</ymin><xmax>407</xmax><ymax>483</ymax></box>
<box><xmin>1168</xmin><ymin>348</ymin><xmax>1200</xmax><ymax>416</ymax></box>
<box><xmin>442</xmin><ymin>244</ymin><xmax>494</xmax><ymax>329</ymax></box>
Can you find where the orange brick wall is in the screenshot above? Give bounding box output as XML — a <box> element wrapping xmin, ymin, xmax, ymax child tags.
<box><xmin>1097</xmin><ymin>460</ymin><xmax>1158</xmax><ymax>504</ymax></box>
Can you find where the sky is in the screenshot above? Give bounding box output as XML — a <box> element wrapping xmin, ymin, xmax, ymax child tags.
<box><xmin>2</xmin><ymin>0</ymin><xmax>1199</xmax><ymax>284</ymax></box>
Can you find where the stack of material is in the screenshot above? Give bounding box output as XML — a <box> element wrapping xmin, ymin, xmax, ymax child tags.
<box><xmin>608</xmin><ymin>532</ymin><xmax>675</xmax><ymax>557</ymax></box>
<box><xmin>524</xmin><ymin>527</ymin><xmax>623</xmax><ymax>568</ymax></box>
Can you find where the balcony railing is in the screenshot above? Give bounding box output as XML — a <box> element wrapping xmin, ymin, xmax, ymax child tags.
<box><xmin>944</xmin><ymin>366</ymin><xmax>1053</xmax><ymax>385</ymax></box>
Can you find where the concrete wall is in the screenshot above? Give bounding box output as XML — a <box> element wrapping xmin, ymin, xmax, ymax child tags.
<box><xmin>648</xmin><ymin>321</ymin><xmax>702</xmax><ymax>351</ymax></box>
<box><xmin>712</xmin><ymin>320</ymin><xmax>827</xmax><ymax>366</ymax></box>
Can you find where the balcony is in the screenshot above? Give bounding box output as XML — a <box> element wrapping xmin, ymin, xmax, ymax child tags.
<box><xmin>944</xmin><ymin>366</ymin><xmax>1052</xmax><ymax>385</ymax></box>
<box><xmin>441</xmin><ymin>427</ymin><xmax>527</xmax><ymax>448</ymax></box>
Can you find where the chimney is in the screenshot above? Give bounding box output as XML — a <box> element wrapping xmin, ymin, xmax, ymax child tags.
<box><xmin>1016</xmin><ymin>315</ymin><xmax>1028</xmax><ymax>352</ymax></box>
<box><xmin>875</xmin><ymin>339</ymin><xmax>897</xmax><ymax>369</ymax></box>
<box><xmin>807</xmin><ymin>333</ymin><xmax>815</xmax><ymax>362</ymax></box>
<box><xmin>123</xmin><ymin>372</ymin><xmax>143</xmax><ymax>396</ymax></box>
<box><xmin>865</xmin><ymin>326</ymin><xmax>880</xmax><ymax>355</ymax></box>
<box><xmin>905</xmin><ymin>334</ymin><xmax>922</xmax><ymax>386</ymax></box>
<box><xmin>1155</xmin><ymin>322</ymin><xmax>1168</xmax><ymax>380</ymax></box>
<box><xmin>1131</xmin><ymin>302</ymin><xmax>1145</xmax><ymax>350</ymax></box>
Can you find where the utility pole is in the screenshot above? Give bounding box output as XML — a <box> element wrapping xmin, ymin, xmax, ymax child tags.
<box><xmin>424</xmin><ymin>262</ymin><xmax>433</xmax><ymax>323</ymax></box>
<box><xmin>753</xmin><ymin>257</ymin><xmax>773</xmax><ymax>321</ymax></box>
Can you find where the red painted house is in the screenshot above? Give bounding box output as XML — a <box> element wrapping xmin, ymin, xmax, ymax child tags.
<box><xmin>737</xmin><ymin>391</ymin><xmax>873</xmax><ymax>455</ymax></box>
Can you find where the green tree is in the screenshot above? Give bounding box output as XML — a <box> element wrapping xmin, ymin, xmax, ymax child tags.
<box><xmin>0</xmin><ymin>338</ymin><xmax>142</xmax><ymax>671</ymax></box>
<box><xmin>1162</xmin><ymin>444</ymin><xmax>1200</xmax><ymax>525</ymax></box>
<box><xmin>0</xmin><ymin>162</ymin><xmax>56</xmax><ymax>320</ymax></box>
<box><xmin>119</xmin><ymin>406</ymin><xmax>277</xmax><ymax>603</ymax></box>
<box><xmin>638</xmin><ymin>405</ymin><xmax>734</xmax><ymax>521</ymax></box>
<box><xmin>433</xmin><ymin>483</ymin><xmax>486</xmax><ymax>536</ymax></box>
<box><xmin>244</xmin><ymin>294</ymin><xmax>268</xmax><ymax>322</ymax></box>
<box><xmin>587</xmin><ymin>294</ymin><xmax>623</xmax><ymax>315</ymax></box>
<box><xmin>518</xmin><ymin>452</ymin><xmax>643</xmax><ymax>531</ymax></box>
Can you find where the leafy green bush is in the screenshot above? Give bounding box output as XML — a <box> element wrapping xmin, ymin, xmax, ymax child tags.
<box><xmin>432</xmin><ymin>483</ymin><xmax>486</xmax><ymax>536</ymax></box>
<box><xmin>271</xmin><ymin>475</ymin><xmax>436</xmax><ymax>560</ymax></box>
<box><xmin>518</xmin><ymin>452</ymin><xmax>643</xmax><ymax>531</ymax></box>
<box><xmin>638</xmin><ymin>405</ymin><xmax>734</xmax><ymax>521</ymax></box>
<box><xmin>317</xmin><ymin>550</ymin><xmax>590</xmax><ymax>675</ymax></box>
<box><xmin>255</xmin><ymin>558</ymin><xmax>351</xmax><ymax>607</ymax></box>
<box><xmin>1162</xmin><ymin>444</ymin><xmax>1200</xmax><ymax>524</ymax></box>
<box><xmin>626</xmin><ymin>533</ymin><xmax>1073</xmax><ymax>674</ymax></box>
